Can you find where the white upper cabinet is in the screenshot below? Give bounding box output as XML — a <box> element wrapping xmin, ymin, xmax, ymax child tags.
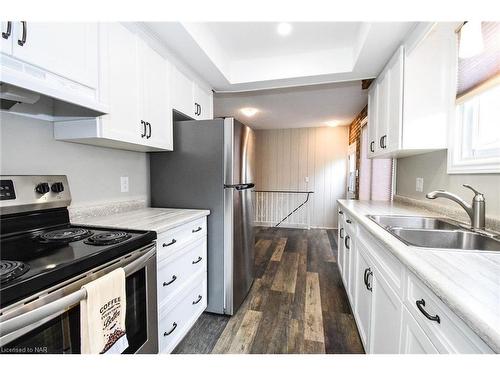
<box><xmin>171</xmin><ymin>65</ymin><xmax>195</xmax><ymax>118</ymax></box>
<box><xmin>367</xmin><ymin>23</ymin><xmax>457</xmax><ymax>158</ymax></box>
<box><xmin>138</xmin><ymin>38</ymin><xmax>173</xmax><ymax>150</ymax></box>
<box><xmin>98</xmin><ymin>22</ymin><xmax>141</xmax><ymax>144</ymax></box>
<box><xmin>193</xmin><ymin>83</ymin><xmax>214</xmax><ymax>120</ymax></box>
<box><xmin>1</xmin><ymin>21</ymin><xmax>13</xmax><ymax>55</ymax></box>
<box><xmin>0</xmin><ymin>22</ymin><xmax>105</xmax><ymax>113</ymax></box>
<box><xmin>171</xmin><ymin>64</ymin><xmax>214</xmax><ymax>120</ymax></box>
<box><xmin>55</xmin><ymin>23</ymin><xmax>173</xmax><ymax>152</ymax></box>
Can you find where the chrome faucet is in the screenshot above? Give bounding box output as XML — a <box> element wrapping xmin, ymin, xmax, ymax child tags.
<box><xmin>426</xmin><ymin>185</ymin><xmax>485</xmax><ymax>230</ymax></box>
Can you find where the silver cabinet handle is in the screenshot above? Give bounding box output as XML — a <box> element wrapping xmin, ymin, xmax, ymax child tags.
<box><xmin>344</xmin><ymin>235</ymin><xmax>350</xmax><ymax>250</ymax></box>
<box><xmin>192</xmin><ymin>226</ymin><xmax>202</xmax><ymax>233</ymax></box>
<box><xmin>162</xmin><ymin>239</ymin><xmax>176</xmax><ymax>247</ymax></box>
<box><xmin>339</xmin><ymin>227</ymin><xmax>344</xmax><ymax>239</ymax></box>
<box><xmin>163</xmin><ymin>275</ymin><xmax>177</xmax><ymax>286</ymax></box>
<box><xmin>18</xmin><ymin>21</ymin><xmax>27</xmax><ymax>46</ymax></box>
<box><xmin>192</xmin><ymin>256</ymin><xmax>202</xmax><ymax>265</ymax></box>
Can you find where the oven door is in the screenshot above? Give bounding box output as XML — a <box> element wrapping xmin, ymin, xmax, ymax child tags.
<box><xmin>0</xmin><ymin>245</ymin><xmax>158</xmax><ymax>354</ymax></box>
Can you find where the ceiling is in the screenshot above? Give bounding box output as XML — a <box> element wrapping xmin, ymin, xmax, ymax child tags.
<box><xmin>145</xmin><ymin>21</ymin><xmax>417</xmax><ymax>92</ymax></box>
<box><xmin>196</xmin><ymin>22</ymin><xmax>361</xmax><ymax>60</ymax></box>
<box><xmin>144</xmin><ymin>21</ymin><xmax>417</xmax><ymax>129</ymax></box>
<box><xmin>214</xmin><ymin>81</ymin><xmax>367</xmax><ymax>129</ymax></box>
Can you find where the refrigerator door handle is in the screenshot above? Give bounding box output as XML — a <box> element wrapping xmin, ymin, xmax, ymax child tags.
<box><xmin>224</xmin><ymin>183</ymin><xmax>255</xmax><ymax>191</ymax></box>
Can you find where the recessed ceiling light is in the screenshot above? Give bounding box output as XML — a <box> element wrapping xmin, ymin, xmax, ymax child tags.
<box><xmin>325</xmin><ymin>120</ymin><xmax>340</xmax><ymax>127</ymax></box>
<box><xmin>277</xmin><ymin>22</ymin><xmax>292</xmax><ymax>36</ymax></box>
<box><xmin>240</xmin><ymin>107</ymin><xmax>259</xmax><ymax>117</ymax></box>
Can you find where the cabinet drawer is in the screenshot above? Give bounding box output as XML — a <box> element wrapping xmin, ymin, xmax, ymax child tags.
<box><xmin>343</xmin><ymin>212</ymin><xmax>356</xmax><ymax>232</ymax></box>
<box><xmin>358</xmin><ymin>225</ymin><xmax>404</xmax><ymax>294</ymax></box>
<box><xmin>156</xmin><ymin>217</ymin><xmax>207</xmax><ymax>262</ymax></box>
<box><xmin>405</xmin><ymin>272</ymin><xmax>493</xmax><ymax>353</ymax></box>
<box><xmin>157</xmin><ymin>237</ymin><xmax>207</xmax><ymax>309</ymax></box>
<box><xmin>158</xmin><ymin>275</ymin><xmax>207</xmax><ymax>353</ymax></box>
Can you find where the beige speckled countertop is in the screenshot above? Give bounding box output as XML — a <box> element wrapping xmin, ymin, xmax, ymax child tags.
<box><xmin>338</xmin><ymin>199</ymin><xmax>500</xmax><ymax>353</ymax></box>
<box><xmin>72</xmin><ymin>207</ymin><xmax>210</xmax><ymax>234</ymax></box>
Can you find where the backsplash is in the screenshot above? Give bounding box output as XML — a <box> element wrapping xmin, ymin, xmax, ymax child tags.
<box><xmin>0</xmin><ymin>112</ymin><xmax>151</xmax><ymax>207</ymax></box>
<box><xmin>396</xmin><ymin>150</ymin><xmax>500</xmax><ymax>219</ymax></box>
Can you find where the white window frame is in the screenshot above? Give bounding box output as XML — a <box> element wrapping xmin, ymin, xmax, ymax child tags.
<box><xmin>447</xmin><ymin>77</ymin><xmax>500</xmax><ymax>174</ymax></box>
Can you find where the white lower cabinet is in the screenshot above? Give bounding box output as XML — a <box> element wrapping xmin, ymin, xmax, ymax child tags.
<box><xmin>369</xmin><ymin>267</ymin><xmax>403</xmax><ymax>353</ymax></box>
<box><xmin>337</xmin><ymin>211</ymin><xmax>345</xmax><ymax>275</ymax></box>
<box><xmin>155</xmin><ymin>216</ymin><xmax>208</xmax><ymax>353</ymax></box>
<box><xmin>400</xmin><ymin>306</ymin><xmax>438</xmax><ymax>353</ymax></box>
<box><xmin>337</xmin><ymin>204</ymin><xmax>494</xmax><ymax>354</ymax></box>
<box><xmin>158</xmin><ymin>273</ymin><xmax>207</xmax><ymax>354</ymax></box>
<box><xmin>353</xmin><ymin>242</ymin><xmax>372</xmax><ymax>349</ymax></box>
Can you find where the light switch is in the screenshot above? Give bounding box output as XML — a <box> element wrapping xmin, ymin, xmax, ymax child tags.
<box><xmin>120</xmin><ymin>176</ymin><xmax>129</xmax><ymax>193</ymax></box>
<box><xmin>416</xmin><ymin>177</ymin><xmax>424</xmax><ymax>192</ymax></box>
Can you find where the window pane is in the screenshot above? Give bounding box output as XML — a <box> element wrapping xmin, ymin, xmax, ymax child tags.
<box><xmin>473</xmin><ymin>84</ymin><xmax>500</xmax><ymax>153</ymax></box>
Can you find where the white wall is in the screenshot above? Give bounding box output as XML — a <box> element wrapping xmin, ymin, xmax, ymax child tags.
<box><xmin>396</xmin><ymin>150</ymin><xmax>500</xmax><ymax>218</ymax></box>
<box><xmin>254</xmin><ymin>126</ymin><xmax>348</xmax><ymax>228</ymax></box>
<box><xmin>0</xmin><ymin>113</ymin><xmax>150</xmax><ymax>208</ymax></box>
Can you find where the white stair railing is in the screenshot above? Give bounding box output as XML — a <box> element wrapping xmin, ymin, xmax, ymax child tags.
<box><xmin>253</xmin><ymin>190</ymin><xmax>313</xmax><ymax>229</ymax></box>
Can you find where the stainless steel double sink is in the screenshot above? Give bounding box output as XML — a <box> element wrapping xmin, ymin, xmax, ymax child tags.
<box><xmin>368</xmin><ymin>215</ymin><xmax>500</xmax><ymax>252</ymax></box>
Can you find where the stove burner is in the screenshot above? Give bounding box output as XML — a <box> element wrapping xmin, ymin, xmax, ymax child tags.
<box><xmin>39</xmin><ymin>228</ymin><xmax>93</xmax><ymax>243</ymax></box>
<box><xmin>84</xmin><ymin>231</ymin><xmax>132</xmax><ymax>246</ymax></box>
<box><xmin>1</xmin><ymin>260</ymin><xmax>30</xmax><ymax>283</ymax></box>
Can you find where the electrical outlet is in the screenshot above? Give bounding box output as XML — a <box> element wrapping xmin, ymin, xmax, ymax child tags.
<box><xmin>305</xmin><ymin>176</ymin><xmax>309</xmax><ymax>183</ymax></box>
<box><xmin>120</xmin><ymin>176</ymin><xmax>129</xmax><ymax>193</ymax></box>
<box><xmin>416</xmin><ymin>177</ymin><xmax>424</xmax><ymax>192</ymax></box>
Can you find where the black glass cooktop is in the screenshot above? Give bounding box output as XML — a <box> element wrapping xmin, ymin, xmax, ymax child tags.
<box><xmin>0</xmin><ymin>223</ymin><xmax>156</xmax><ymax>308</ymax></box>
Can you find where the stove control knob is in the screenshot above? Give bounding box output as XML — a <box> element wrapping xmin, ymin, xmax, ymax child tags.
<box><xmin>35</xmin><ymin>182</ymin><xmax>50</xmax><ymax>195</ymax></box>
<box><xmin>51</xmin><ymin>182</ymin><xmax>64</xmax><ymax>193</ymax></box>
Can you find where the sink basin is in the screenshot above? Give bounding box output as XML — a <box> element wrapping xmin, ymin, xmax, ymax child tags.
<box><xmin>368</xmin><ymin>215</ymin><xmax>461</xmax><ymax>230</ymax></box>
<box><xmin>389</xmin><ymin>228</ymin><xmax>500</xmax><ymax>251</ymax></box>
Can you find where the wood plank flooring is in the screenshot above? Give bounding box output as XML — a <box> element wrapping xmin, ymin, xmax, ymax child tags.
<box><xmin>172</xmin><ymin>227</ymin><xmax>364</xmax><ymax>354</ymax></box>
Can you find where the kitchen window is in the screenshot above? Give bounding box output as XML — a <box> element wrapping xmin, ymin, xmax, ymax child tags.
<box><xmin>448</xmin><ymin>22</ymin><xmax>500</xmax><ymax>174</ymax></box>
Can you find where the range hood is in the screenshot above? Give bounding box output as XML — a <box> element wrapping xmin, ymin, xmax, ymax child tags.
<box><xmin>0</xmin><ymin>83</ymin><xmax>107</xmax><ymax>121</ymax></box>
<box><xmin>0</xmin><ymin>84</ymin><xmax>40</xmax><ymax>110</ymax></box>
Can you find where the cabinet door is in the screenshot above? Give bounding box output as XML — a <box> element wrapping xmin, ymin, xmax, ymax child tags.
<box><xmin>99</xmin><ymin>23</ymin><xmax>141</xmax><ymax>143</ymax></box>
<box><xmin>139</xmin><ymin>39</ymin><xmax>173</xmax><ymax>150</ymax></box>
<box><xmin>337</xmin><ymin>214</ymin><xmax>345</xmax><ymax>276</ymax></box>
<box><xmin>367</xmin><ymin>84</ymin><xmax>378</xmax><ymax>158</ymax></box>
<box><xmin>1</xmin><ymin>21</ymin><xmax>13</xmax><ymax>55</ymax></box>
<box><xmin>385</xmin><ymin>47</ymin><xmax>404</xmax><ymax>153</ymax></box>
<box><xmin>171</xmin><ymin>65</ymin><xmax>195</xmax><ymax>118</ymax></box>
<box><xmin>369</xmin><ymin>271</ymin><xmax>403</xmax><ymax>353</ymax></box>
<box><xmin>353</xmin><ymin>243</ymin><xmax>373</xmax><ymax>349</ymax></box>
<box><xmin>341</xmin><ymin>232</ymin><xmax>352</xmax><ymax>291</ymax></box>
<box><xmin>400</xmin><ymin>307</ymin><xmax>438</xmax><ymax>354</ymax></box>
<box><xmin>376</xmin><ymin>70</ymin><xmax>389</xmax><ymax>155</ymax></box>
<box><xmin>193</xmin><ymin>83</ymin><xmax>213</xmax><ymax>120</ymax></box>
<box><xmin>11</xmin><ymin>22</ymin><xmax>98</xmax><ymax>88</ymax></box>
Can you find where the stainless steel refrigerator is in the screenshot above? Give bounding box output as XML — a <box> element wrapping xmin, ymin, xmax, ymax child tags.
<box><xmin>150</xmin><ymin>117</ymin><xmax>255</xmax><ymax>315</ymax></box>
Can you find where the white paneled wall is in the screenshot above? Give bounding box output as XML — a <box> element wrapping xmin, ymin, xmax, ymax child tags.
<box><xmin>254</xmin><ymin>126</ymin><xmax>349</xmax><ymax>229</ymax></box>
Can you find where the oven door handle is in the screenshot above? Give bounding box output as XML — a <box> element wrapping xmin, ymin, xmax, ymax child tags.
<box><xmin>0</xmin><ymin>247</ymin><xmax>156</xmax><ymax>340</ymax></box>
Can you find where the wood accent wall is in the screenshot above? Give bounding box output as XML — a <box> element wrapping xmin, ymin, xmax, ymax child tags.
<box><xmin>254</xmin><ymin>126</ymin><xmax>349</xmax><ymax>229</ymax></box>
<box><xmin>347</xmin><ymin>105</ymin><xmax>368</xmax><ymax>199</ymax></box>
